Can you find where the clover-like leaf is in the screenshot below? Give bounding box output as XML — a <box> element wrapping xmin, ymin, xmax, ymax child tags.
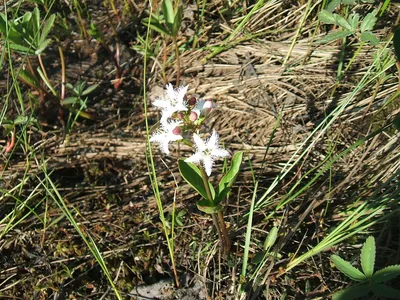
<box><xmin>331</xmin><ymin>254</ymin><xmax>367</xmax><ymax>282</ymax></box>
<box><xmin>315</xmin><ymin>30</ymin><xmax>352</xmax><ymax>44</ymax></box>
<box><xmin>371</xmin><ymin>283</ymin><xmax>400</xmax><ymax>299</ymax></box>
<box><xmin>371</xmin><ymin>265</ymin><xmax>400</xmax><ymax>283</ymax></box>
<box><xmin>326</xmin><ymin>0</ymin><xmax>341</xmax><ymax>12</ymax></box>
<box><xmin>336</xmin><ymin>14</ymin><xmax>352</xmax><ymax>31</ymax></box>
<box><xmin>360</xmin><ymin>236</ymin><xmax>375</xmax><ymax>278</ymax></box>
<box><xmin>348</xmin><ymin>13</ymin><xmax>359</xmax><ymax>32</ymax></box>
<box><xmin>361</xmin><ymin>31</ymin><xmax>379</xmax><ymax>45</ymax></box>
<box><xmin>318</xmin><ymin>10</ymin><xmax>337</xmax><ymax>25</ymax></box>
<box><xmin>332</xmin><ymin>284</ymin><xmax>371</xmax><ymax>300</ymax></box>
<box><xmin>360</xmin><ymin>9</ymin><xmax>377</xmax><ymax>33</ymax></box>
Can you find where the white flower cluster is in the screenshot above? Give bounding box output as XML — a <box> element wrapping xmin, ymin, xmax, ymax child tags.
<box><xmin>150</xmin><ymin>84</ymin><xmax>229</xmax><ymax>176</ymax></box>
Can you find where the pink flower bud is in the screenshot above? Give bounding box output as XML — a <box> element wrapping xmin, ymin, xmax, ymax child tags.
<box><xmin>188</xmin><ymin>96</ymin><xmax>197</xmax><ymax>106</ymax></box>
<box><xmin>172</xmin><ymin>126</ymin><xmax>181</xmax><ymax>135</ymax></box>
<box><xmin>176</xmin><ymin>112</ymin><xmax>184</xmax><ymax>120</ymax></box>
<box><xmin>189</xmin><ymin>111</ymin><xmax>198</xmax><ymax>122</ymax></box>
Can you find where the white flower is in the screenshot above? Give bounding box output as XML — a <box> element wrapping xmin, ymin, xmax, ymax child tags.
<box><xmin>153</xmin><ymin>83</ymin><xmax>188</xmax><ymax>121</ymax></box>
<box><xmin>150</xmin><ymin>120</ymin><xmax>183</xmax><ymax>154</ymax></box>
<box><xmin>185</xmin><ymin>130</ymin><xmax>230</xmax><ymax>176</ymax></box>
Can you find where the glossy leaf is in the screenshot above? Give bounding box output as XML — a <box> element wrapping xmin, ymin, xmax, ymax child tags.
<box><xmin>215</xmin><ymin>151</ymin><xmax>243</xmax><ymax>205</ymax></box>
<box><xmin>162</xmin><ymin>0</ymin><xmax>175</xmax><ymax>25</ymax></box>
<box><xmin>371</xmin><ymin>265</ymin><xmax>400</xmax><ymax>283</ymax></box>
<box><xmin>196</xmin><ymin>199</ymin><xmax>222</xmax><ymax>214</ymax></box>
<box><xmin>178</xmin><ymin>159</ymin><xmax>215</xmax><ymax>201</ymax></box>
<box><xmin>331</xmin><ymin>255</ymin><xmax>367</xmax><ymax>282</ymax></box>
<box><xmin>360</xmin><ymin>236</ymin><xmax>375</xmax><ymax>278</ymax></box>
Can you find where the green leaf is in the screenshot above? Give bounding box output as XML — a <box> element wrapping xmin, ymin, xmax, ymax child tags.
<box><xmin>0</xmin><ymin>13</ymin><xmax>7</xmax><ymax>34</ymax></box>
<box><xmin>371</xmin><ymin>283</ymin><xmax>400</xmax><ymax>299</ymax></box>
<box><xmin>62</xmin><ymin>97</ymin><xmax>79</xmax><ymax>105</ymax></box>
<box><xmin>342</xmin><ymin>0</ymin><xmax>356</xmax><ymax>4</ymax></box>
<box><xmin>315</xmin><ymin>30</ymin><xmax>352</xmax><ymax>44</ymax></box>
<box><xmin>332</xmin><ymin>284</ymin><xmax>371</xmax><ymax>300</ymax></box>
<box><xmin>9</xmin><ymin>42</ymin><xmax>35</xmax><ymax>55</ymax></box>
<box><xmin>13</xmin><ymin>115</ymin><xmax>29</xmax><ymax>125</ymax></box>
<box><xmin>371</xmin><ymin>265</ymin><xmax>400</xmax><ymax>283</ymax></box>
<box><xmin>318</xmin><ymin>10</ymin><xmax>337</xmax><ymax>25</ymax></box>
<box><xmin>360</xmin><ymin>31</ymin><xmax>379</xmax><ymax>45</ymax></box>
<box><xmin>348</xmin><ymin>13</ymin><xmax>359</xmax><ymax>32</ymax></box>
<box><xmin>38</xmin><ymin>14</ymin><xmax>55</xmax><ymax>46</ymax></box>
<box><xmin>214</xmin><ymin>151</ymin><xmax>243</xmax><ymax>205</ymax></box>
<box><xmin>81</xmin><ymin>83</ymin><xmax>99</xmax><ymax>96</ymax></box>
<box><xmin>360</xmin><ymin>236</ymin><xmax>375</xmax><ymax>278</ymax></box>
<box><xmin>331</xmin><ymin>255</ymin><xmax>367</xmax><ymax>282</ymax></box>
<box><xmin>171</xmin><ymin>5</ymin><xmax>183</xmax><ymax>36</ymax></box>
<box><xmin>178</xmin><ymin>159</ymin><xmax>215</xmax><ymax>201</ymax></box>
<box><xmin>196</xmin><ymin>199</ymin><xmax>222</xmax><ymax>214</ymax></box>
<box><xmin>264</xmin><ymin>226</ymin><xmax>278</xmax><ymax>250</ymax></box>
<box><xmin>18</xmin><ymin>69</ymin><xmax>41</xmax><ymax>90</ymax></box>
<box><xmin>326</xmin><ymin>0</ymin><xmax>341</xmax><ymax>12</ymax></box>
<box><xmin>142</xmin><ymin>17</ymin><xmax>171</xmax><ymax>36</ymax></box>
<box><xmin>335</xmin><ymin>15</ymin><xmax>352</xmax><ymax>31</ymax></box>
<box><xmin>35</xmin><ymin>38</ymin><xmax>52</xmax><ymax>55</ymax></box>
<box><xmin>162</xmin><ymin>0</ymin><xmax>175</xmax><ymax>25</ymax></box>
<box><xmin>360</xmin><ymin>9</ymin><xmax>377</xmax><ymax>33</ymax></box>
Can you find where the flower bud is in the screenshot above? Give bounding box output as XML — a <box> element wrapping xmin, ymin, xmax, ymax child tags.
<box><xmin>172</xmin><ymin>126</ymin><xmax>181</xmax><ymax>135</ymax></box>
<box><xmin>189</xmin><ymin>111</ymin><xmax>198</xmax><ymax>122</ymax></box>
<box><xmin>176</xmin><ymin>112</ymin><xmax>184</xmax><ymax>120</ymax></box>
<box><xmin>188</xmin><ymin>96</ymin><xmax>197</xmax><ymax>106</ymax></box>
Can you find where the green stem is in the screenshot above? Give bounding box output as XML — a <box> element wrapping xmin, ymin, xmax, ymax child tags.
<box><xmin>173</xmin><ymin>36</ymin><xmax>181</xmax><ymax>85</ymax></box>
<box><xmin>200</xmin><ymin>167</ymin><xmax>231</xmax><ymax>254</ymax></box>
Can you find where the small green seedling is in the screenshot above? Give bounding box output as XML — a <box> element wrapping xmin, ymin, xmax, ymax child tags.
<box><xmin>331</xmin><ymin>236</ymin><xmax>400</xmax><ymax>300</ymax></box>
<box><xmin>317</xmin><ymin>7</ymin><xmax>379</xmax><ymax>45</ymax></box>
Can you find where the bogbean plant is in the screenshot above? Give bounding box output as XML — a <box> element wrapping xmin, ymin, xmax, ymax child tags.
<box><xmin>150</xmin><ymin>84</ymin><xmax>243</xmax><ymax>254</ymax></box>
<box><xmin>331</xmin><ymin>236</ymin><xmax>400</xmax><ymax>300</ymax></box>
<box><xmin>317</xmin><ymin>0</ymin><xmax>379</xmax><ymax>45</ymax></box>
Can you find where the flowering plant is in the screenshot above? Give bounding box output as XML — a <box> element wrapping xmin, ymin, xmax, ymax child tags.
<box><xmin>150</xmin><ymin>83</ymin><xmax>243</xmax><ymax>254</ymax></box>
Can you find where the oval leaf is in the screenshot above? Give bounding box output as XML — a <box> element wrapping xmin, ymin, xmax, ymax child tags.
<box><xmin>331</xmin><ymin>255</ymin><xmax>367</xmax><ymax>282</ymax></box>
<box><xmin>326</xmin><ymin>0</ymin><xmax>340</xmax><ymax>13</ymax></box>
<box><xmin>196</xmin><ymin>200</ymin><xmax>222</xmax><ymax>214</ymax></box>
<box><xmin>215</xmin><ymin>151</ymin><xmax>243</xmax><ymax>205</ymax></box>
<box><xmin>371</xmin><ymin>265</ymin><xmax>400</xmax><ymax>283</ymax></box>
<box><xmin>162</xmin><ymin>0</ymin><xmax>175</xmax><ymax>25</ymax></box>
<box><xmin>360</xmin><ymin>236</ymin><xmax>375</xmax><ymax>278</ymax></box>
<box><xmin>264</xmin><ymin>226</ymin><xmax>278</xmax><ymax>250</ymax></box>
<box><xmin>178</xmin><ymin>159</ymin><xmax>215</xmax><ymax>201</ymax></box>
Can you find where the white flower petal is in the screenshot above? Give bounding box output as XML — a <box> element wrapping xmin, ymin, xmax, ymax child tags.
<box><xmin>177</xmin><ymin>85</ymin><xmax>188</xmax><ymax>102</ymax></box>
<box><xmin>211</xmin><ymin>148</ymin><xmax>230</xmax><ymax>158</ymax></box>
<box><xmin>193</xmin><ymin>133</ymin><xmax>206</xmax><ymax>151</ymax></box>
<box><xmin>202</xmin><ymin>155</ymin><xmax>213</xmax><ymax>176</ymax></box>
<box><xmin>185</xmin><ymin>152</ymin><xmax>202</xmax><ymax>163</ymax></box>
<box><xmin>208</xmin><ymin>130</ymin><xmax>219</xmax><ymax>148</ymax></box>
